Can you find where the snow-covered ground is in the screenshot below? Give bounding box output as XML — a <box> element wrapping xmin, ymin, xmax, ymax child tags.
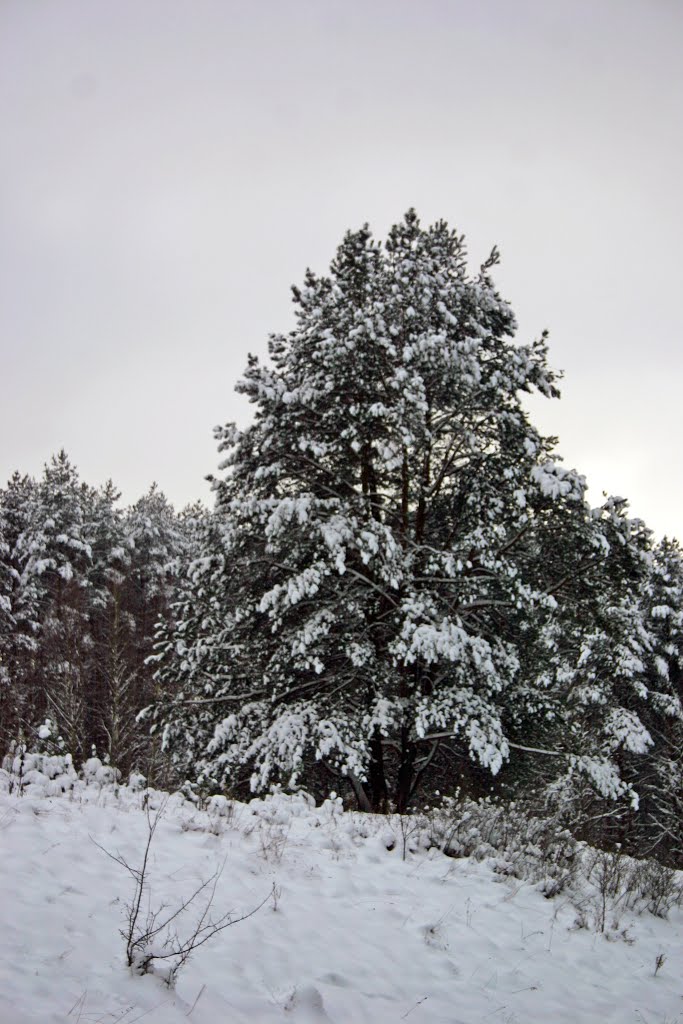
<box><xmin>0</xmin><ymin>782</ymin><xmax>682</xmax><ymax>1024</ymax></box>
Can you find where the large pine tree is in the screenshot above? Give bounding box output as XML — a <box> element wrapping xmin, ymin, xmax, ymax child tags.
<box><xmin>151</xmin><ymin>212</ymin><xmax>673</xmax><ymax>812</ymax></box>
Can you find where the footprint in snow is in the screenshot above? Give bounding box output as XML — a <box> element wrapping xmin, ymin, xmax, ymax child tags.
<box><xmin>284</xmin><ymin>983</ymin><xmax>334</xmax><ymax>1021</ymax></box>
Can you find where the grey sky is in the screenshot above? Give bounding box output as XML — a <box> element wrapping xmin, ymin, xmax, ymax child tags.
<box><xmin>1</xmin><ymin>0</ymin><xmax>681</xmax><ymax>538</ymax></box>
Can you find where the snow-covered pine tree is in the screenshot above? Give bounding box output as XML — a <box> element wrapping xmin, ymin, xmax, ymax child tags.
<box><xmin>114</xmin><ymin>485</ymin><xmax>189</xmax><ymax>779</ymax></box>
<box><xmin>151</xmin><ymin>211</ymin><xmax>661</xmax><ymax>812</ymax></box>
<box><xmin>619</xmin><ymin>537</ymin><xmax>683</xmax><ymax>864</ymax></box>
<box><xmin>28</xmin><ymin>452</ymin><xmax>96</xmax><ymax>760</ymax></box>
<box><xmin>0</xmin><ymin>472</ymin><xmax>44</xmax><ymax>751</ymax></box>
<box><xmin>502</xmin><ymin>494</ymin><xmax>655</xmax><ymax>806</ymax></box>
<box><xmin>145</xmin><ymin>504</ymin><xmax>228</xmax><ymax>786</ymax></box>
<box><xmin>0</xmin><ymin>500</ymin><xmax>16</xmax><ymax>751</ymax></box>
<box><xmin>84</xmin><ymin>478</ymin><xmax>133</xmax><ymax>767</ymax></box>
<box><xmin>504</xmin><ymin>519</ymin><xmax>683</xmax><ymax>864</ymax></box>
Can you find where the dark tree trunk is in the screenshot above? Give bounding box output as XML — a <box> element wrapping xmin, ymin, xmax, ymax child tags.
<box><xmin>360</xmin><ymin>443</ymin><xmax>382</xmax><ymax>523</ymax></box>
<box><xmin>367</xmin><ymin>727</ymin><xmax>389</xmax><ymax>813</ymax></box>
<box><xmin>395</xmin><ymin>727</ymin><xmax>417</xmax><ymax>814</ymax></box>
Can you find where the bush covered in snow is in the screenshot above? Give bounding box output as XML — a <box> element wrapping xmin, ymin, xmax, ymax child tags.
<box><xmin>1</xmin><ymin>743</ymin><xmax>122</xmax><ymax>799</ymax></box>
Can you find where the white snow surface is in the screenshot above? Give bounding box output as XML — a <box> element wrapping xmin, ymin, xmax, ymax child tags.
<box><xmin>0</xmin><ymin>785</ymin><xmax>681</xmax><ymax>1024</ymax></box>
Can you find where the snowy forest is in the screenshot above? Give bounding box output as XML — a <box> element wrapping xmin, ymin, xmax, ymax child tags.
<box><xmin>2</xmin><ymin>212</ymin><xmax>682</xmax><ymax>868</ymax></box>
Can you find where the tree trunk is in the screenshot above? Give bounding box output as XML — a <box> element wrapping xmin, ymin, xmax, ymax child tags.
<box><xmin>360</xmin><ymin>443</ymin><xmax>382</xmax><ymax>523</ymax></box>
<box><xmin>366</xmin><ymin>727</ymin><xmax>389</xmax><ymax>813</ymax></box>
<box><xmin>395</xmin><ymin>727</ymin><xmax>417</xmax><ymax>814</ymax></box>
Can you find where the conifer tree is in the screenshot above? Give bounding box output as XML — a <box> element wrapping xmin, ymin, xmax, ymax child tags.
<box><xmin>150</xmin><ymin>211</ymin><xmax>666</xmax><ymax>811</ymax></box>
<box><xmin>30</xmin><ymin>452</ymin><xmax>95</xmax><ymax>759</ymax></box>
<box><xmin>620</xmin><ymin>537</ymin><xmax>683</xmax><ymax>863</ymax></box>
<box><xmin>0</xmin><ymin>503</ymin><xmax>16</xmax><ymax>751</ymax></box>
<box><xmin>0</xmin><ymin>472</ymin><xmax>43</xmax><ymax>750</ymax></box>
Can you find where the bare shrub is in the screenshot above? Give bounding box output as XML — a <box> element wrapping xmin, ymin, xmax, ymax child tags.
<box><xmin>626</xmin><ymin>859</ymin><xmax>683</xmax><ymax>918</ymax></box>
<box><xmin>584</xmin><ymin>846</ymin><xmax>683</xmax><ymax>930</ymax></box>
<box><xmin>424</xmin><ymin>795</ymin><xmax>581</xmax><ymax>898</ymax></box>
<box><xmin>394</xmin><ymin>813</ymin><xmax>424</xmax><ymax>861</ymax></box>
<box><xmin>94</xmin><ymin>797</ymin><xmax>272</xmax><ymax>986</ymax></box>
<box><xmin>585</xmin><ymin>847</ymin><xmax>629</xmax><ymax>932</ymax></box>
<box><xmin>241</xmin><ymin>816</ymin><xmax>291</xmax><ymax>864</ymax></box>
<box><xmin>424</xmin><ymin>793</ymin><xmax>683</xmax><ymax>933</ymax></box>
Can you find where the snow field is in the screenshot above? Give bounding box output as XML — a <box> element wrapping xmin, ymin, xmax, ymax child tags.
<box><xmin>0</xmin><ymin>786</ymin><xmax>681</xmax><ymax>1023</ymax></box>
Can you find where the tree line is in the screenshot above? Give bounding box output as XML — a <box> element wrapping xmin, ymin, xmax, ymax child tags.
<box><xmin>0</xmin><ymin>451</ymin><xmax>204</xmax><ymax>780</ymax></box>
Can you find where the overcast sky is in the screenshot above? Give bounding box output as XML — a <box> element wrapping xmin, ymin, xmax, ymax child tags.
<box><xmin>1</xmin><ymin>0</ymin><xmax>681</xmax><ymax>538</ymax></box>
